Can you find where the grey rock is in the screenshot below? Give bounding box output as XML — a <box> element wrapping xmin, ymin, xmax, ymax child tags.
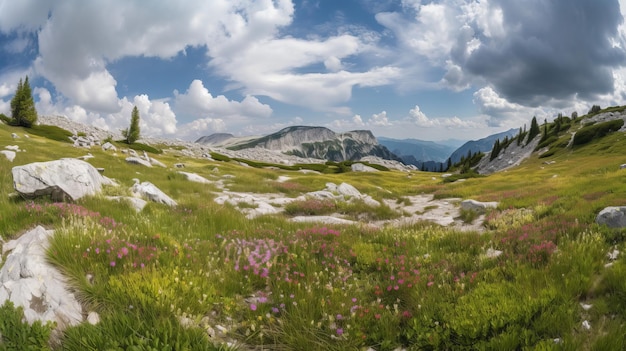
<box><xmin>0</xmin><ymin>226</ymin><xmax>83</xmax><ymax>326</ymax></box>
<box><xmin>460</xmin><ymin>199</ymin><xmax>498</xmax><ymax>213</ymax></box>
<box><xmin>106</xmin><ymin>196</ymin><xmax>148</xmax><ymax>212</ymax></box>
<box><xmin>597</xmin><ymin>207</ymin><xmax>626</xmax><ymax>228</ymax></box>
<box><xmin>101</xmin><ymin>142</ymin><xmax>117</xmax><ymax>151</ymax></box>
<box><xmin>12</xmin><ymin>158</ymin><xmax>113</xmax><ymax>201</ymax></box>
<box><xmin>174</xmin><ymin>163</ymin><xmax>185</xmax><ymax>168</ymax></box>
<box><xmin>131</xmin><ymin>180</ymin><xmax>177</xmax><ymax>207</ymax></box>
<box><xmin>149</xmin><ymin>157</ymin><xmax>166</xmax><ymax>168</ymax></box>
<box><xmin>0</xmin><ymin>150</ymin><xmax>16</xmax><ymax>162</ymax></box>
<box><xmin>178</xmin><ymin>171</ymin><xmax>211</xmax><ymax>184</ymax></box>
<box><xmin>125</xmin><ymin>157</ymin><xmax>152</xmax><ymax>167</ymax></box>
<box><xmin>11</xmin><ymin>133</ymin><xmax>18</xmax><ymax>139</ymax></box>
<box><xmin>5</xmin><ymin>145</ymin><xmax>20</xmax><ymax>151</ymax></box>
<box><xmin>351</xmin><ymin>163</ymin><xmax>378</xmax><ymax>172</ymax></box>
<box><xmin>337</xmin><ymin>182</ymin><xmax>361</xmax><ymax>197</ymax></box>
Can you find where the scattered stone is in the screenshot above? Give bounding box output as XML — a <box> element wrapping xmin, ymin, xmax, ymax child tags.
<box><xmin>5</xmin><ymin>145</ymin><xmax>20</xmax><ymax>151</ymax></box>
<box><xmin>178</xmin><ymin>171</ymin><xmax>211</xmax><ymax>184</ymax></box>
<box><xmin>441</xmin><ymin>173</ymin><xmax>452</xmax><ymax>178</ymax></box>
<box><xmin>77</xmin><ymin>153</ymin><xmax>94</xmax><ymax>160</ymax></box>
<box><xmin>596</xmin><ymin>207</ymin><xmax>626</xmax><ymax>228</ymax></box>
<box><xmin>0</xmin><ymin>150</ymin><xmax>16</xmax><ymax>162</ymax></box>
<box><xmin>12</xmin><ymin>158</ymin><xmax>114</xmax><ymax>201</ymax></box>
<box><xmin>101</xmin><ymin>142</ymin><xmax>117</xmax><ymax>152</ymax></box>
<box><xmin>460</xmin><ymin>199</ymin><xmax>498</xmax><ymax>214</ymax></box>
<box><xmin>125</xmin><ymin>157</ymin><xmax>152</xmax><ymax>167</ymax></box>
<box><xmin>351</xmin><ymin>163</ymin><xmax>378</xmax><ymax>172</ymax></box>
<box><xmin>290</xmin><ymin>216</ymin><xmax>356</xmax><ymax>225</ymax></box>
<box><xmin>149</xmin><ymin>157</ymin><xmax>167</xmax><ymax>168</ymax></box>
<box><xmin>337</xmin><ymin>182</ymin><xmax>361</xmax><ymax>197</ymax></box>
<box><xmin>582</xmin><ymin>320</ymin><xmax>591</xmax><ymax>330</ymax></box>
<box><xmin>174</xmin><ymin>163</ymin><xmax>185</xmax><ymax>168</ymax></box>
<box><xmin>621</xmin><ymin>164</ymin><xmax>626</xmax><ymax>170</ymax></box>
<box><xmin>87</xmin><ymin>311</ymin><xmax>100</xmax><ymax>325</ymax></box>
<box><xmin>128</xmin><ymin>149</ymin><xmax>139</xmax><ymax>157</ymax></box>
<box><xmin>0</xmin><ymin>226</ymin><xmax>83</xmax><ymax>327</ymax></box>
<box><xmin>131</xmin><ymin>180</ymin><xmax>177</xmax><ymax>207</ymax></box>
<box><xmin>485</xmin><ymin>248</ymin><xmax>503</xmax><ymax>258</ymax></box>
<box><xmin>276</xmin><ymin>175</ymin><xmax>290</xmax><ymax>183</ymax></box>
<box><xmin>608</xmin><ymin>249</ymin><xmax>620</xmax><ymax>261</ymax></box>
<box><xmin>11</xmin><ymin>133</ymin><xmax>18</xmax><ymax>139</ymax></box>
<box><xmin>106</xmin><ymin>196</ymin><xmax>148</xmax><ymax>212</ymax></box>
<box><xmin>580</xmin><ymin>303</ymin><xmax>593</xmax><ymax>311</ymax></box>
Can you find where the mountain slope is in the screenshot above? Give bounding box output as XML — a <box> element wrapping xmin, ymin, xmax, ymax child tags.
<box><xmin>198</xmin><ymin>126</ymin><xmax>400</xmax><ymax>162</ymax></box>
<box><xmin>449</xmin><ymin>128</ymin><xmax>518</xmax><ymax>164</ymax></box>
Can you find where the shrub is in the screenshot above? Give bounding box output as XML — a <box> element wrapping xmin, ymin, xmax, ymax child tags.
<box><xmin>0</xmin><ymin>113</ymin><xmax>11</xmax><ymax>124</ymax></box>
<box><xmin>0</xmin><ymin>300</ymin><xmax>53</xmax><ymax>350</ymax></box>
<box><xmin>572</xmin><ymin>119</ymin><xmax>624</xmax><ymax>146</ymax></box>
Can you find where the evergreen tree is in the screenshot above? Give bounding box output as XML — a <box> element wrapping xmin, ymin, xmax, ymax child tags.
<box><xmin>10</xmin><ymin>76</ymin><xmax>37</xmax><ymax>127</ymax></box>
<box><xmin>527</xmin><ymin>116</ymin><xmax>540</xmax><ymax>144</ymax></box>
<box><xmin>122</xmin><ymin>106</ymin><xmax>141</xmax><ymax>144</ymax></box>
<box><xmin>490</xmin><ymin>139</ymin><xmax>501</xmax><ymax>161</ymax></box>
<box><xmin>446</xmin><ymin>158</ymin><xmax>452</xmax><ymax>171</ymax></box>
<box><xmin>517</xmin><ymin>127</ymin><xmax>523</xmax><ymax>146</ymax></box>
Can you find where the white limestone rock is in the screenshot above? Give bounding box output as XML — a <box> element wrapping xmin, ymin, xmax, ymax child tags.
<box><xmin>12</xmin><ymin>158</ymin><xmax>114</xmax><ymax>201</ymax></box>
<box><xmin>125</xmin><ymin>157</ymin><xmax>152</xmax><ymax>167</ymax></box>
<box><xmin>106</xmin><ymin>196</ymin><xmax>148</xmax><ymax>212</ymax></box>
<box><xmin>178</xmin><ymin>171</ymin><xmax>211</xmax><ymax>184</ymax></box>
<box><xmin>460</xmin><ymin>199</ymin><xmax>498</xmax><ymax>214</ymax></box>
<box><xmin>0</xmin><ymin>226</ymin><xmax>83</xmax><ymax>326</ymax></box>
<box><xmin>131</xmin><ymin>180</ymin><xmax>177</xmax><ymax>207</ymax></box>
<box><xmin>0</xmin><ymin>150</ymin><xmax>16</xmax><ymax>162</ymax></box>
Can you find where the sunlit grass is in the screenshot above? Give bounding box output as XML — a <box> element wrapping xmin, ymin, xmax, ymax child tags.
<box><xmin>2</xmin><ymin>115</ymin><xmax>626</xmax><ymax>349</ymax></box>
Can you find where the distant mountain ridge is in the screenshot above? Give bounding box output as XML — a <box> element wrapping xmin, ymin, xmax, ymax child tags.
<box><xmin>196</xmin><ymin>126</ymin><xmax>401</xmax><ymax>162</ymax></box>
<box><xmin>449</xmin><ymin>129</ymin><xmax>518</xmax><ymax>164</ymax></box>
<box><xmin>377</xmin><ymin>137</ymin><xmax>457</xmax><ymax>163</ymax></box>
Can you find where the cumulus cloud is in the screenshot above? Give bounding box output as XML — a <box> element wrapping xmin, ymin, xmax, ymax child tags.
<box><xmin>175</xmin><ymin>79</ymin><xmax>273</xmax><ymax>122</ymax></box>
<box><xmin>369</xmin><ymin>111</ymin><xmax>392</xmax><ymax>126</ymax></box>
<box><xmin>408</xmin><ymin>105</ymin><xmax>480</xmax><ymax>128</ymax></box>
<box><xmin>379</xmin><ymin>0</ymin><xmax>626</xmax><ymax>108</ymax></box>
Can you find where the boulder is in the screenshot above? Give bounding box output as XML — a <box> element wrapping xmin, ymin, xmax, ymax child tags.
<box><xmin>125</xmin><ymin>157</ymin><xmax>152</xmax><ymax>167</ymax></box>
<box><xmin>596</xmin><ymin>207</ymin><xmax>626</xmax><ymax>228</ymax></box>
<box><xmin>0</xmin><ymin>226</ymin><xmax>83</xmax><ymax>326</ymax></box>
<box><xmin>178</xmin><ymin>171</ymin><xmax>211</xmax><ymax>184</ymax></box>
<box><xmin>131</xmin><ymin>180</ymin><xmax>177</xmax><ymax>207</ymax></box>
<box><xmin>149</xmin><ymin>157</ymin><xmax>167</xmax><ymax>168</ymax></box>
<box><xmin>5</xmin><ymin>145</ymin><xmax>20</xmax><ymax>151</ymax></box>
<box><xmin>12</xmin><ymin>158</ymin><xmax>113</xmax><ymax>201</ymax></box>
<box><xmin>351</xmin><ymin>163</ymin><xmax>378</xmax><ymax>172</ymax></box>
<box><xmin>101</xmin><ymin>142</ymin><xmax>117</xmax><ymax>151</ymax></box>
<box><xmin>106</xmin><ymin>196</ymin><xmax>148</xmax><ymax>212</ymax></box>
<box><xmin>460</xmin><ymin>199</ymin><xmax>498</xmax><ymax>213</ymax></box>
<box><xmin>11</xmin><ymin>133</ymin><xmax>18</xmax><ymax>139</ymax></box>
<box><xmin>0</xmin><ymin>150</ymin><xmax>16</xmax><ymax>162</ymax></box>
<box><xmin>174</xmin><ymin>163</ymin><xmax>185</xmax><ymax>168</ymax></box>
<box><xmin>337</xmin><ymin>182</ymin><xmax>361</xmax><ymax>197</ymax></box>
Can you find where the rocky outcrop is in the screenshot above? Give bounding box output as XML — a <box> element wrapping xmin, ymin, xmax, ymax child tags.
<box><xmin>131</xmin><ymin>180</ymin><xmax>177</xmax><ymax>207</ymax></box>
<box><xmin>596</xmin><ymin>207</ymin><xmax>626</xmax><ymax>228</ymax></box>
<box><xmin>0</xmin><ymin>150</ymin><xmax>16</xmax><ymax>162</ymax></box>
<box><xmin>0</xmin><ymin>226</ymin><xmax>85</xmax><ymax>327</ymax></box>
<box><xmin>199</xmin><ymin>126</ymin><xmax>400</xmax><ymax>162</ymax></box>
<box><xmin>178</xmin><ymin>172</ymin><xmax>212</xmax><ymax>184</ymax></box>
<box><xmin>460</xmin><ymin>199</ymin><xmax>498</xmax><ymax>213</ymax></box>
<box><xmin>12</xmin><ymin>159</ymin><xmax>114</xmax><ymax>201</ymax></box>
<box><xmin>474</xmin><ymin>136</ymin><xmax>541</xmax><ymax>175</ymax></box>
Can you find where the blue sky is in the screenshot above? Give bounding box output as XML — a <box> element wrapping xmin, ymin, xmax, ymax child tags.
<box><xmin>1</xmin><ymin>0</ymin><xmax>626</xmax><ymax>142</ymax></box>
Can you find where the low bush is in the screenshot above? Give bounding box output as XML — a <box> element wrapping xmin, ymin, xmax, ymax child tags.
<box><xmin>573</xmin><ymin>119</ymin><xmax>624</xmax><ymax>146</ymax></box>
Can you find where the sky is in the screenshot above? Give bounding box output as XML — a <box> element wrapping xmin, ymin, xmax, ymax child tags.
<box><xmin>1</xmin><ymin>0</ymin><xmax>626</xmax><ymax>142</ymax></box>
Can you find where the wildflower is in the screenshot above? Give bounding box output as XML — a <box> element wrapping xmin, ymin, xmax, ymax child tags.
<box><xmin>336</xmin><ymin>328</ymin><xmax>343</xmax><ymax>336</ymax></box>
<box><xmin>250</xmin><ymin>304</ymin><xmax>257</xmax><ymax>311</ymax></box>
<box><xmin>427</xmin><ymin>281</ymin><xmax>434</xmax><ymax>287</ymax></box>
<box><xmin>336</xmin><ymin>314</ymin><xmax>343</xmax><ymax>320</ymax></box>
<box><xmin>110</xmin><ymin>261</ymin><xmax>116</xmax><ymax>267</ymax></box>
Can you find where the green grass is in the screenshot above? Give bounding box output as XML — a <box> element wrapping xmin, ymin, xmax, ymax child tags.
<box><xmin>3</xmin><ymin>115</ymin><xmax>626</xmax><ymax>350</ymax></box>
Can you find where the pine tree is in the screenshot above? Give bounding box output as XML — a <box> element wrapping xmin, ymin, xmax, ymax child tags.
<box><xmin>122</xmin><ymin>106</ymin><xmax>141</xmax><ymax>144</ymax></box>
<box><xmin>9</xmin><ymin>76</ymin><xmax>38</xmax><ymax>127</ymax></box>
<box><xmin>490</xmin><ymin>139</ymin><xmax>501</xmax><ymax>161</ymax></box>
<box><xmin>527</xmin><ymin>116</ymin><xmax>540</xmax><ymax>144</ymax></box>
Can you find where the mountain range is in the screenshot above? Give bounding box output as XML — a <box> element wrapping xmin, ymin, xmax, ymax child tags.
<box><xmin>196</xmin><ymin>126</ymin><xmax>400</xmax><ymax>162</ymax></box>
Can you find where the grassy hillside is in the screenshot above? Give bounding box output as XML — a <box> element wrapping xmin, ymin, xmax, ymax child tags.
<box><xmin>1</xmin><ymin>110</ymin><xmax>626</xmax><ymax>350</ymax></box>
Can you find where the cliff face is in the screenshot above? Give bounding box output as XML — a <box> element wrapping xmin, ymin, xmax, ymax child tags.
<box><xmin>198</xmin><ymin>126</ymin><xmax>400</xmax><ymax>162</ymax></box>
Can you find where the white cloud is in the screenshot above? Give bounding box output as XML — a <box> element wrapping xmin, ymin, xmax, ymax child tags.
<box><xmin>175</xmin><ymin>79</ymin><xmax>272</xmax><ymax>122</ymax></box>
<box><xmin>408</xmin><ymin>105</ymin><xmax>480</xmax><ymax>128</ymax></box>
<box><xmin>369</xmin><ymin>111</ymin><xmax>392</xmax><ymax>126</ymax></box>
